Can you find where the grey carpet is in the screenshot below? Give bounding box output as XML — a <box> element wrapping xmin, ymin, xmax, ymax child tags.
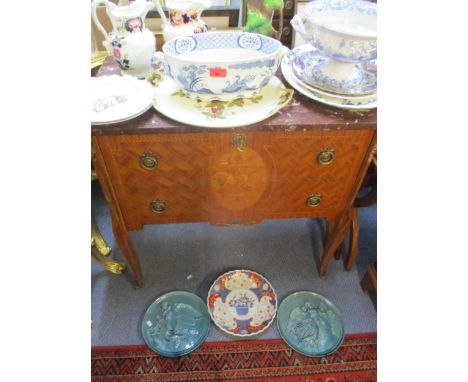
<box><xmin>91</xmin><ymin>182</ymin><xmax>376</xmax><ymax>346</ymax></box>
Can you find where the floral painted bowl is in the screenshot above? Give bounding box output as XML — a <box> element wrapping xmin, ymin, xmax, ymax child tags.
<box><xmin>207</xmin><ymin>270</ymin><xmax>277</xmax><ymax>336</ymax></box>
<box><xmin>154</xmin><ymin>32</ymin><xmax>288</xmax><ymax>101</ymax></box>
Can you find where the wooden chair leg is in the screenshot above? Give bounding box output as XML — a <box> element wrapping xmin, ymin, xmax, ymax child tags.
<box><xmin>345</xmin><ymin>208</ymin><xmax>359</xmax><ymax>271</ymax></box>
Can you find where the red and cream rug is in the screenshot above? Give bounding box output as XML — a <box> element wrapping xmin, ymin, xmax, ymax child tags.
<box><xmin>92</xmin><ymin>333</ymin><xmax>376</xmax><ymax>381</ymax></box>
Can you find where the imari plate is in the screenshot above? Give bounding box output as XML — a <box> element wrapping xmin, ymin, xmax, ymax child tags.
<box><xmin>207</xmin><ymin>270</ymin><xmax>277</xmax><ymax>337</ymax></box>
<box><xmin>142</xmin><ymin>291</ymin><xmax>210</xmax><ymax>357</ymax></box>
<box><xmin>277</xmin><ymin>291</ymin><xmax>344</xmax><ymax>357</ymax></box>
<box><xmin>152</xmin><ymin>75</ymin><xmax>293</xmax><ymax>128</ymax></box>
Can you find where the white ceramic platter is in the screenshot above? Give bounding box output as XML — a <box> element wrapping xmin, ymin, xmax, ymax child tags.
<box><xmin>152</xmin><ymin>74</ymin><xmax>293</xmax><ymax>128</ymax></box>
<box><xmin>91</xmin><ymin>75</ymin><xmax>154</xmax><ymax>125</ymax></box>
<box><xmin>281</xmin><ymin>45</ymin><xmax>377</xmax><ymax>110</ymax></box>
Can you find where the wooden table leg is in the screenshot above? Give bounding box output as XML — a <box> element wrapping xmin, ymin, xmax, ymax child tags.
<box><xmin>111</xmin><ymin>215</ymin><xmax>143</xmax><ymax>288</ymax></box>
<box><xmin>320</xmin><ymin>209</ymin><xmax>352</xmax><ymax>278</ymax></box>
<box><xmin>345</xmin><ymin>208</ymin><xmax>359</xmax><ymax>271</ymax></box>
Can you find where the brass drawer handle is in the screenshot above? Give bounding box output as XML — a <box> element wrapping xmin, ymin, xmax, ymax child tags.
<box><xmin>306</xmin><ymin>193</ymin><xmax>321</xmax><ymax>207</ymax></box>
<box><xmin>150</xmin><ymin>199</ymin><xmax>166</xmax><ymax>213</ymax></box>
<box><xmin>285</xmin><ymin>0</ymin><xmax>294</xmax><ymax>10</ymax></box>
<box><xmin>140</xmin><ymin>152</ymin><xmax>158</xmax><ymax>170</ymax></box>
<box><xmin>318</xmin><ymin>148</ymin><xmax>335</xmax><ymax>165</ymax></box>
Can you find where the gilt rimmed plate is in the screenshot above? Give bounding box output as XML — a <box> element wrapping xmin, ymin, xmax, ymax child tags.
<box><xmin>142</xmin><ymin>291</ymin><xmax>210</xmax><ymax>357</ymax></box>
<box><xmin>277</xmin><ymin>291</ymin><xmax>344</xmax><ymax>357</ymax></box>
<box><xmin>91</xmin><ymin>75</ymin><xmax>154</xmax><ymax>125</ymax></box>
<box><xmin>152</xmin><ymin>75</ymin><xmax>293</xmax><ymax>128</ymax></box>
<box><xmin>281</xmin><ymin>45</ymin><xmax>377</xmax><ymax>110</ymax></box>
<box><xmin>207</xmin><ymin>270</ymin><xmax>277</xmax><ymax>337</ymax></box>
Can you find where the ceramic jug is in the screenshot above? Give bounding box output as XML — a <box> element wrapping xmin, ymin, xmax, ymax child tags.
<box><xmin>153</xmin><ymin>0</ymin><xmax>210</xmax><ymax>42</ymax></box>
<box><xmin>92</xmin><ymin>0</ymin><xmax>156</xmax><ymax>78</ymax></box>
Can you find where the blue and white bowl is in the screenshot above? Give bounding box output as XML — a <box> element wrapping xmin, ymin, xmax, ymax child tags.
<box><xmin>291</xmin><ymin>0</ymin><xmax>376</xmax><ymax>93</ymax></box>
<box><xmin>154</xmin><ymin>32</ymin><xmax>288</xmax><ymax>101</ymax></box>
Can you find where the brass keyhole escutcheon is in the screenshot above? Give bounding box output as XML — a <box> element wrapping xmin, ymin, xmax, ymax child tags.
<box><xmin>233</xmin><ymin>133</ymin><xmax>247</xmax><ymax>152</ymax></box>
<box><xmin>150</xmin><ymin>199</ymin><xmax>166</xmax><ymax>213</ymax></box>
<box><xmin>140</xmin><ymin>152</ymin><xmax>158</xmax><ymax>170</ymax></box>
<box><xmin>306</xmin><ymin>193</ymin><xmax>321</xmax><ymax>207</ymax></box>
<box><xmin>318</xmin><ymin>148</ymin><xmax>335</xmax><ymax>165</ymax></box>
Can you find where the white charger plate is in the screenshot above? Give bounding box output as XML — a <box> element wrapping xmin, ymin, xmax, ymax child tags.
<box><xmin>91</xmin><ymin>75</ymin><xmax>154</xmax><ymax>125</ymax></box>
<box><xmin>152</xmin><ymin>75</ymin><xmax>293</xmax><ymax>128</ymax></box>
<box><xmin>281</xmin><ymin>45</ymin><xmax>377</xmax><ymax>110</ymax></box>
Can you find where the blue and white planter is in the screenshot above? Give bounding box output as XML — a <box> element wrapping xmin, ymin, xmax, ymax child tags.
<box><xmin>291</xmin><ymin>0</ymin><xmax>376</xmax><ymax>91</ymax></box>
<box><xmin>153</xmin><ymin>32</ymin><xmax>289</xmax><ymax>101</ymax></box>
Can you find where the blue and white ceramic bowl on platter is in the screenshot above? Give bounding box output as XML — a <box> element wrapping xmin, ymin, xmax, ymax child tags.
<box><xmin>291</xmin><ymin>0</ymin><xmax>376</xmax><ymax>93</ymax></box>
<box><xmin>142</xmin><ymin>291</ymin><xmax>210</xmax><ymax>357</ymax></box>
<box><xmin>277</xmin><ymin>291</ymin><xmax>344</xmax><ymax>357</ymax></box>
<box><xmin>153</xmin><ymin>32</ymin><xmax>288</xmax><ymax>101</ymax></box>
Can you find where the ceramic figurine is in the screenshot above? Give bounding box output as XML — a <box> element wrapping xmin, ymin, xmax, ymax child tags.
<box><xmin>153</xmin><ymin>0</ymin><xmax>210</xmax><ymax>42</ymax></box>
<box><xmin>91</xmin><ymin>0</ymin><xmax>157</xmax><ymax>78</ymax></box>
<box><xmin>244</xmin><ymin>0</ymin><xmax>284</xmax><ymax>39</ymax></box>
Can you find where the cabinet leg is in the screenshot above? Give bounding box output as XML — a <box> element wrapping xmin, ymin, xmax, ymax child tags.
<box><xmin>345</xmin><ymin>208</ymin><xmax>359</xmax><ymax>271</ymax></box>
<box><xmin>326</xmin><ymin>220</ymin><xmax>345</xmax><ymax>260</ymax></box>
<box><xmin>320</xmin><ymin>211</ymin><xmax>352</xmax><ymax>278</ymax></box>
<box><xmin>361</xmin><ymin>263</ymin><xmax>377</xmax><ymax>293</ymax></box>
<box><xmin>112</xmin><ymin>218</ymin><xmax>143</xmax><ymax>288</ymax></box>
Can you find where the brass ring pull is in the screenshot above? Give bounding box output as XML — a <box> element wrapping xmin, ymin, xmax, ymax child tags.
<box><xmin>306</xmin><ymin>193</ymin><xmax>321</xmax><ymax>207</ymax></box>
<box><xmin>150</xmin><ymin>199</ymin><xmax>166</xmax><ymax>213</ymax></box>
<box><xmin>318</xmin><ymin>148</ymin><xmax>335</xmax><ymax>165</ymax></box>
<box><xmin>140</xmin><ymin>152</ymin><xmax>158</xmax><ymax>170</ymax></box>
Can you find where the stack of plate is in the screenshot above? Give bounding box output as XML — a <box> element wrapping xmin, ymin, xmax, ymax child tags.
<box><xmin>91</xmin><ymin>75</ymin><xmax>154</xmax><ymax>125</ymax></box>
<box><xmin>281</xmin><ymin>44</ymin><xmax>377</xmax><ymax>111</ymax></box>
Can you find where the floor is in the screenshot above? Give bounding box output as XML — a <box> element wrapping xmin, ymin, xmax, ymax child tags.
<box><xmin>91</xmin><ymin>182</ymin><xmax>376</xmax><ymax>346</ymax></box>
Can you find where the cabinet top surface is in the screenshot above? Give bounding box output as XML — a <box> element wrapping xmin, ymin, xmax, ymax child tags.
<box><xmin>92</xmin><ymin>58</ymin><xmax>377</xmax><ymax>136</ymax></box>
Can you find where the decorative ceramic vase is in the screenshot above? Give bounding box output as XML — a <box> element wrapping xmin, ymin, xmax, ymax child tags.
<box><xmin>153</xmin><ymin>0</ymin><xmax>210</xmax><ymax>42</ymax></box>
<box><xmin>291</xmin><ymin>0</ymin><xmax>376</xmax><ymax>90</ymax></box>
<box><xmin>91</xmin><ymin>0</ymin><xmax>157</xmax><ymax>78</ymax></box>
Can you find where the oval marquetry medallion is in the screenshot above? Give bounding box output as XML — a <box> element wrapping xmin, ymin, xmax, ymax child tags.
<box><xmin>210</xmin><ymin>148</ymin><xmax>268</xmax><ymax>211</ymax></box>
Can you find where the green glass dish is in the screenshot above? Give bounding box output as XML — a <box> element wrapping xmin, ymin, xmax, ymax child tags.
<box><xmin>142</xmin><ymin>291</ymin><xmax>210</xmax><ymax>357</ymax></box>
<box><xmin>277</xmin><ymin>291</ymin><xmax>344</xmax><ymax>357</ymax></box>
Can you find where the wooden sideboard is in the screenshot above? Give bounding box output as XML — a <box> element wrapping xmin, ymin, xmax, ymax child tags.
<box><xmin>92</xmin><ymin>59</ymin><xmax>376</xmax><ymax>287</ymax></box>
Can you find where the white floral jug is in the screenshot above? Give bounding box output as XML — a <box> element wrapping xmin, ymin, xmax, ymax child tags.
<box><xmin>91</xmin><ymin>0</ymin><xmax>157</xmax><ymax>78</ymax></box>
<box><xmin>153</xmin><ymin>0</ymin><xmax>210</xmax><ymax>42</ymax></box>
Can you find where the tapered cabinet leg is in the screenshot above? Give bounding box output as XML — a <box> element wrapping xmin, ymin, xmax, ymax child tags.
<box><xmin>345</xmin><ymin>208</ymin><xmax>359</xmax><ymax>271</ymax></box>
<box><xmin>326</xmin><ymin>220</ymin><xmax>345</xmax><ymax>260</ymax></box>
<box><xmin>320</xmin><ymin>211</ymin><xmax>352</xmax><ymax>278</ymax></box>
<box><xmin>112</xmin><ymin>218</ymin><xmax>143</xmax><ymax>287</ymax></box>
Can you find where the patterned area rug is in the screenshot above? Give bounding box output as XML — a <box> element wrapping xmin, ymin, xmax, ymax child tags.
<box><xmin>91</xmin><ymin>333</ymin><xmax>376</xmax><ymax>381</ymax></box>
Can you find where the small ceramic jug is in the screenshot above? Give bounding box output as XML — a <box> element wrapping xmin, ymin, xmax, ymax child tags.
<box><xmin>91</xmin><ymin>0</ymin><xmax>156</xmax><ymax>78</ymax></box>
<box><xmin>153</xmin><ymin>0</ymin><xmax>210</xmax><ymax>42</ymax></box>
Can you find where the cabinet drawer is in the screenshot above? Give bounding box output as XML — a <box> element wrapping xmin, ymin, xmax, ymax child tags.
<box><xmin>99</xmin><ymin>134</ymin><xmax>215</xmax><ymax>227</ymax></box>
<box><xmin>96</xmin><ymin>129</ymin><xmax>373</xmax><ymax>228</ymax></box>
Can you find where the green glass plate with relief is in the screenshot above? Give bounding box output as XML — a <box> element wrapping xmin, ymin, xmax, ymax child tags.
<box><xmin>151</xmin><ymin>74</ymin><xmax>293</xmax><ymax>128</ymax></box>
<box><xmin>277</xmin><ymin>291</ymin><xmax>344</xmax><ymax>357</ymax></box>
